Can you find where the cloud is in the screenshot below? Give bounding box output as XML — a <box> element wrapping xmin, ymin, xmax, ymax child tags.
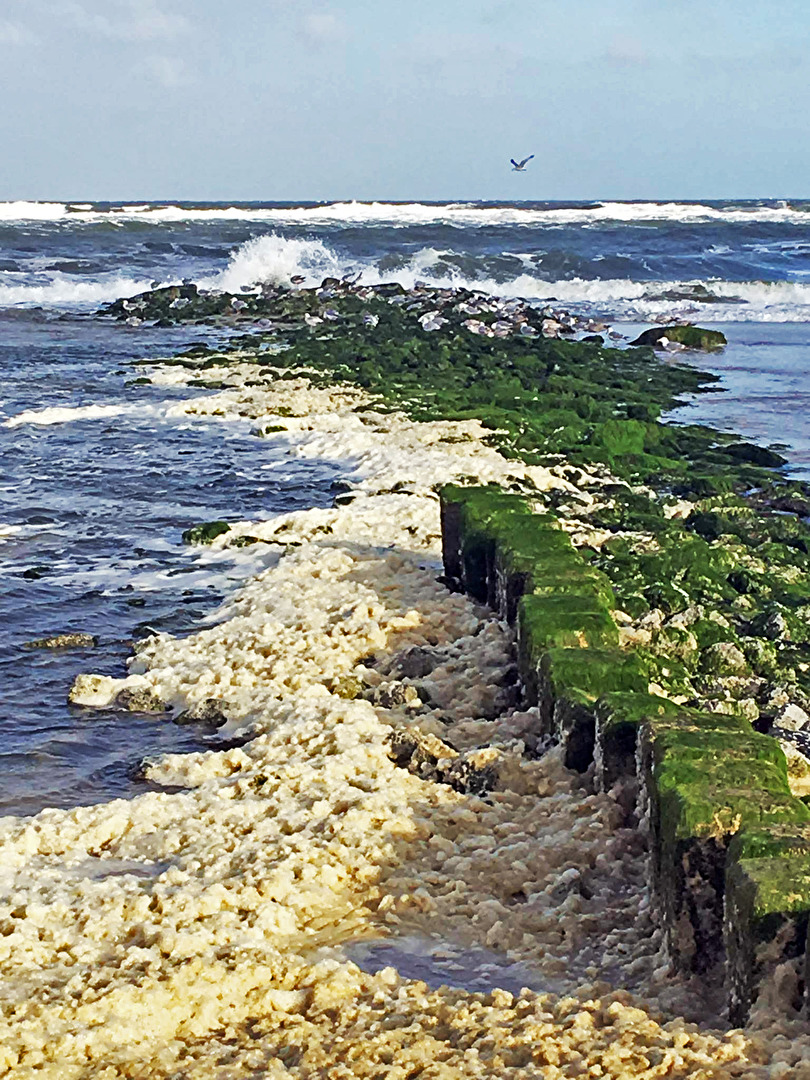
<box><xmin>0</xmin><ymin>19</ymin><xmax>36</xmax><ymax>45</ymax></box>
<box><xmin>299</xmin><ymin>11</ymin><xmax>347</xmax><ymax>45</ymax></box>
<box><xmin>59</xmin><ymin>0</ymin><xmax>190</xmax><ymax>42</ymax></box>
<box><xmin>139</xmin><ymin>53</ymin><xmax>193</xmax><ymax>88</ymax></box>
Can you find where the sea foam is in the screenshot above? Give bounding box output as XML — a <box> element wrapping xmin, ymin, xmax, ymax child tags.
<box><xmin>3</xmin><ymin>198</ymin><xmax>810</xmax><ymax>227</ymax></box>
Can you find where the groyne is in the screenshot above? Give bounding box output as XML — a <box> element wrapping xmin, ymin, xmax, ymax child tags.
<box><xmin>3</xmin><ymin>277</ymin><xmax>810</xmax><ymax>1075</ymax></box>
<box><xmin>440</xmin><ymin>483</ymin><xmax>810</xmax><ymax>1025</ymax></box>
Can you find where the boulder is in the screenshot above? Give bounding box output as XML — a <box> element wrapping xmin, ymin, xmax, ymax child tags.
<box><xmin>629</xmin><ymin>325</ymin><xmax>727</xmax><ymax>351</ymax></box>
<box><xmin>25</xmin><ymin>632</ymin><xmax>97</xmax><ymax>649</ymax></box>
<box><xmin>181</xmin><ymin>520</ymin><xmax>231</xmax><ymax>545</ymax></box>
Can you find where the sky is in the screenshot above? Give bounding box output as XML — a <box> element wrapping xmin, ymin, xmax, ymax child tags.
<box><xmin>1</xmin><ymin>0</ymin><xmax>809</xmax><ymax>200</ymax></box>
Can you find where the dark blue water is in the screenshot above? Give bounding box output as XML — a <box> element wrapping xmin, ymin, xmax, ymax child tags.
<box><xmin>2</xmin><ymin>198</ymin><xmax>810</xmax><ymax>816</ymax></box>
<box><xmin>0</xmin><ymin>314</ymin><xmax>340</xmax><ymax>815</ymax></box>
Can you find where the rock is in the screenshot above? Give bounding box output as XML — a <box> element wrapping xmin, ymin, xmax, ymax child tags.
<box><xmin>387</xmin><ymin>730</ymin><xmax>499</xmax><ymax>795</ymax></box>
<box><xmin>115</xmin><ymin>688</ymin><xmax>170</xmax><ymax>713</ymax></box>
<box><xmin>21</xmin><ymin>566</ymin><xmax>50</xmax><ymax>580</ymax></box>
<box><xmin>181</xmin><ymin>520</ymin><xmax>231</xmax><ymax>545</ymax></box>
<box><xmin>629</xmin><ymin>325</ymin><xmax>727</xmax><ymax>351</ymax></box>
<box><xmin>770</xmin><ymin>726</ymin><xmax>810</xmax><ymax>765</ymax></box>
<box><xmin>174</xmin><ymin>698</ymin><xmax>230</xmax><ymax>727</ymax></box>
<box><xmin>387</xmin><ymin>646</ymin><xmax>442</xmax><ymax>680</ymax></box>
<box><xmin>69</xmin><ymin>673</ymin><xmax>124</xmax><ymax>707</ymax></box>
<box><xmin>750</xmin><ymin>609</ymin><xmax>790</xmax><ymax>641</ymax></box>
<box><xmin>722</xmin><ymin>442</ymin><xmax>787</xmax><ymax>469</ymax></box>
<box><xmin>228</xmin><ymin>535</ymin><xmax>261</xmax><ymax>548</ymax></box>
<box><xmin>773</xmin><ymin>703</ymin><xmax>810</xmax><ymax>732</ymax></box>
<box><xmin>327</xmin><ymin>675</ymin><xmax>365</xmax><ymax>700</ymax></box>
<box><xmin>699</xmin><ymin>642</ymin><xmax>749</xmax><ymax>676</ymax></box>
<box><xmin>369</xmin><ymin>682</ymin><xmax>422</xmax><ymax>709</ymax></box>
<box><xmin>25</xmin><ymin>632</ymin><xmax>97</xmax><ymax>649</ymax></box>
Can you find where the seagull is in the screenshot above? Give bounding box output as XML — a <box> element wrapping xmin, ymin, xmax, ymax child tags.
<box><xmin>511</xmin><ymin>155</ymin><xmax>534</xmax><ymax>171</ymax></box>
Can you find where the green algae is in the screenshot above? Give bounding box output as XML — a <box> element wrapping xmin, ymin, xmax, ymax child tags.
<box><xmin>725</xmin><ymin>824</ymin><xmax>810</xmax><ymax>1024</ymax></box>
<box><xmin>181</xmin><ymin>520</ymin><xmax>231</xmax><ymax>545</ymax></box>
<box><xmin>629</xmin><ymin>325</ymin><xmax>728</xmax><ymax>351</ymax></box>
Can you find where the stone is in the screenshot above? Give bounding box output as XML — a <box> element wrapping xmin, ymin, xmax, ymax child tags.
<box><xmin>387</xmin><ymin>731</ymin><xmax>498</xmax><ymax>795</ymax></box>
<box><xmin>174</xmin><ymin>698</ymin><xmax>231</xmax><ymax>727</ymax></box>
<box><xmin>115</xmin><ymin>688</ymin><xmax>170</xmax><ymax>714</ymax></box>
<box><xmin>699</xmin><ymin>642</ymin><xmax>749</xmax><ymax>676</ymax></box>
<box><xmin>750</xmin><ymin>609</ymin><xmax>790</xmax><ymax>641</ymax></box>
<box><xmin>369</xmin><ymin>682</ymin><xmax>421</xmax><ymax>709</ymax></box>
<box><xmin>629</xmin><ymin>325</ymin><xmax>727</xmax><ymax>351</ymax></box>
<box><xmin>774</xmin><ymin>703</ymin><xmax>810</xmax><ymax>733</ymax></box>
<box><xmin>387</xmin><ymin>646</ymin><xmax>442</xmax><ymax>680</ymax></box>
<box><xmin>25</xmin><ymin>632</ymin><xmax>97</xmax><ymax>649</ymax></box>
<box><xmin>69</xmin><ymin>673</ymin><xmax>123</xmax><ymax>707</ymax></box>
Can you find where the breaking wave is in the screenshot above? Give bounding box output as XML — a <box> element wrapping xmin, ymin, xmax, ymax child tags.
<box><xmin>213</xmin><ymin>234</ymin><xmax>810</xmax><ymax>322</ymax></box>
<box><xmin>0</xmin><ymin>274</ymin><xmax>155</xmax><ymax>307</ymax></box>
<box><xmin>4</xmin><ymin>199</ymin><xmax>810</xmax><ymax>227</ymax></box>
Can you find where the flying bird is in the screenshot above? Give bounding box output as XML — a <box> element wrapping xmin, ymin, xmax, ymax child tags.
<box><xmin>511</xmin><ymin>155</ymin><xmax>534</xmax><ymax>171</ymax></box>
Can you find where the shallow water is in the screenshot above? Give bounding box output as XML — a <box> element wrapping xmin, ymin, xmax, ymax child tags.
<box><xmin>0</xmin><ymin>315</ymin><xmax>341</xmax><ymax>815</ymax></box>
<box><xmin>660</xmin><ymin>322</ymin><xmax>810</xmax><ymax>479</ymax></box>
<box><xmin>346</xmin><ymin>935</ymin><xmax>548</xmax><ymax>997</ymax></box>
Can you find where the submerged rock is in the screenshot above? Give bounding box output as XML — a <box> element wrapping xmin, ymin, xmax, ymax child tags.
<box><xmin>115</xmin><ymin>688</ymin><xmax>170</xmax><ymax>713</ymax></box>
<box><xmin>629</xmin><ymin>325</ymin><xmax>727</xmax><ymax>351</ymax></box>
<box><xmin>25</xmin><ymin>632</ymin><xmax>97</xmax><ymax>649</ymax></box>
<box><xmin>181</xmin><ymin>520</ymin><xmax>231</xmax><ymax>545</ymax></box>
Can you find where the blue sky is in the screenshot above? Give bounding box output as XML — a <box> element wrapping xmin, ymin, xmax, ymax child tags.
<box><xmin>1</xmin><ymin>0</ymin><xmax>808</xmax><ymax>200</ymax></box>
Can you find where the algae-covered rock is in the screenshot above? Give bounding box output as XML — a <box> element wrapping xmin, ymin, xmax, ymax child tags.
<box><xmin>699</xmin><ymin>641</ymin><xmax>749</xmax><ymax>676</ymax></box>
<box><xmin>537</xmin><ymin>646</ymin><xmax>649</xmax><ymax>771</ymax></box>
<box><xmin>629</xmin><ymin>325</ymin><xmax>727</xmax><ymax>351</ymax></box>
<box><xmin>25</xmin><ymin>632</ymin><xmax>97</xmax><ymax>649</ymax></box>
<box><xmin>181</xmin><ymin>520</ymin><xmax>231</xmax><ymax>545</ymax></box>
<box><xmin>593</xmin><ymin>690</ymin><xmax>678</xmax><ymax>791</ymax></box>
<box><xmin>327</xmin><ymin>675</ymin><xmax>365</xmax><ymax>700</ymax></box>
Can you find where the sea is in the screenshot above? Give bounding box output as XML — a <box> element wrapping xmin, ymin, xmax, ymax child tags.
<box><xmin>2</xmin><ymin>197</ymin><xmax>810</xmax><ymax>817</ymax></box>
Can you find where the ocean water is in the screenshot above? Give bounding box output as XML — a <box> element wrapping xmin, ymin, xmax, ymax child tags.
<box><xmin>2</xmin><ymin>197</ymin><xmax>810</xmax><ymax>816</ymax></box>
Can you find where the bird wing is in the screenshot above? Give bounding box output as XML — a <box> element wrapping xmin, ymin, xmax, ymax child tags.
<box><xmin>518</xmin><ymin>155</ymin><xmax>535</xmax><ymax>168</ymax></box>
<box><xmin>510</xmin><ymin>159</ymin><xmax>520</xmax><ymax>168</ymax></box>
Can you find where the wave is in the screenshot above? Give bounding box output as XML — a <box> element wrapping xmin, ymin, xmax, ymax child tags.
<box><xmin>5</xmin><ymin>231</ymin><xmax>810</xmax><ymax>323</ymax></box>
<box><xmin>0</xmin><ymin>274</ymin><xmax>155</xmax><ymax>307</ymax></box>
<box><xmin>4</xmin><ymin>199</ymin><xmax>810</xmax><ymax>227</ymax></box>
<box><xmin>212</xmin><ymin>234</ymin><xmax>810</xmax><ymax>321</ymax></box>
<box><xmin>213</xmin><ymin>235</ymin><xmax>346</xmax><ymax>292</ymax></box>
